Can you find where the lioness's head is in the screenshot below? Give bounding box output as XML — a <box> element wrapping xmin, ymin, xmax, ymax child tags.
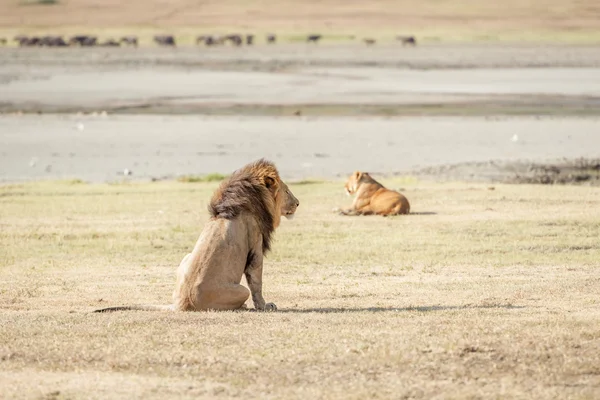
<box><xmin>344</xmin><ymin>171</ymin><xmax>373</xmax><ymax>195</ymax></box>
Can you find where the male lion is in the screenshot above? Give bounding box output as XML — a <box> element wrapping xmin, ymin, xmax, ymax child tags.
<box><xmin>95</xmin><ymin>159</ymin><xmax>299</xmax><ymax>312</ymax></box>
<box><xmin>337</xmin><ymin>171</ymin><xmax>410</xmax><ymax>216</ymax></box>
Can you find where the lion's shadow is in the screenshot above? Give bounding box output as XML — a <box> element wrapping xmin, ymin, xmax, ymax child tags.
<box><xmin>277</xmin><ymin>304</ymin><xmax>522</xmax><ymax>313</ymax></box>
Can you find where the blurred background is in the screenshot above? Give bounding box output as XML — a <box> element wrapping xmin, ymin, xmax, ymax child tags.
<box><xmin>1</xmin><ymin>0</ymin><xmax>600</xmax><ymax>183</ymax></box>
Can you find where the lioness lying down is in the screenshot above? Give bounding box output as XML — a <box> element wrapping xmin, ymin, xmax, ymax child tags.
<box><xmin>338</xmin><ymin>171</ymin><xmax>410</xmax><ymax>216</ymax></box>
<box><xmin>95</xmin><ymin>159</ymin><xmax>299</xmax><ymax>312</ymax></box>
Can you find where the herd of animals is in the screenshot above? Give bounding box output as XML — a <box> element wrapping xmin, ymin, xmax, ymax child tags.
<box><xmin>0</xmin><ymin>33</ymin><xmax>417</xmax><ymax>48</ymax></box>
<box><xmin>95</xmin><ymin>159</ymin><xmax>409</xmax><ymax>312</ymax></box>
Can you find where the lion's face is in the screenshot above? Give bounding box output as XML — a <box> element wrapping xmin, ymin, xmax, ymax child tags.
<box><xmin>344</xmin><ymin>171</ymin><xmax>365</xmax><ymax>195</ymax></box>
<box><xmin>280</xmin><ymin>181</ymin><xmax>299</xmax><ymax>220</ymax></box>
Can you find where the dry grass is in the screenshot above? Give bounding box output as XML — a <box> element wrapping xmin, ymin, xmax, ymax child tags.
<box><xmin>1</xmin><ymin>179</ymin><xmax>600</xmax><ymax>399</ymax></box>
<box><xmin>1</xmin><ymin>0</ymin><xmax>600</xmax><ymax>43</ymax></box>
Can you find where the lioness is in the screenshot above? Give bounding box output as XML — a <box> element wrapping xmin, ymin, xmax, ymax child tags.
<box><xmin>337</xmin><ymin>171</ymin><xmax>410</xmax><ymax>216</ymax></box>
<box><xmin>95</xmin><ymin>159</ymin><xmax>299</xmax><ymax>312</ymax></box>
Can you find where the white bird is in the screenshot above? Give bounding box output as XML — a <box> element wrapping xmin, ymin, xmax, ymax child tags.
<box><xmin>76</xmin><ymin>123</ymin><xmax>85</xmax><ymax>131</ymax></box>
<box><xmin>511</xmin><ymin>134</ymin><xmax>519</xmax><ymax>142</ymax></box>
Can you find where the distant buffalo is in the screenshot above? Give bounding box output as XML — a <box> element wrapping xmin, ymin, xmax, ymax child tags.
<box><xmin>246</xmin><ymin>34</ymin><xmax>254</xmax><ymax>45</ymax></box>
<box><xmin>120</xmin><ymin>36</ymin><xmax>138</xmax><ymax>47</ymax></box>
<box><xmin>396</xmin><ymin>35</ymin><xmax>417</xmax><ymax>46</ymax></box>
<box><xmin>0</xmin><ymin>38</ymin><xmax>7</xmax><ymax>46</ymax></box>
<box><xmin>69</xmin><ymin>35</ymin><xmax>98</xmax><ymax>47</ymax></box>
<box><xmin>154</xmin><ymin>35</ymin><xmax>176</xmax><ymax>47</ymax></box>
<box><xmin>266</xmin><ymin>33</ymin><xmax>276</xmax><ymax>44</ymax></box>
<box><xmin>307</xmin><ymin>34</ymin><xmax>322</xmax><ymax>43</ymax></box>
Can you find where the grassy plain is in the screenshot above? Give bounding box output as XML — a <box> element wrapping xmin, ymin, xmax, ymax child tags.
<box><xmin>1</xmin><ymin>179</ymin><xmax>599</xmax><ymax>398</ymax></box>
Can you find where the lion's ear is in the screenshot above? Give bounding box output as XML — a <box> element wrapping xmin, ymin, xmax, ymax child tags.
<box><xmin>264</xmin><ymin>176</ymin><xmax>279</xmax><ymax>194</ymax></box>
<box><xmin>264</xmin><ymin>176</ymin><xmax>275</xmax><ymax>188</ymax></box>
<box><xmin>355</xmin><ymin>171</ymin><xmax>362</xmax><ymax>180</ymax></box>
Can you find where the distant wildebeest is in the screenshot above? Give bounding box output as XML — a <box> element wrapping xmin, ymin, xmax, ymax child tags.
<box><xmin>197</xmin><ymin>35</ymin><xmax>223</xmax><ymax>46</ymax></box>
<box><xmin>14</xmin><ymin>35</ymin><xmax>39</xmax><ymax>47</ymax></box>
<box><xmin>225</xmin><ymin>34</ymin><xmax>243</xmax><ymax>46</ymax></box>
<box><xmin>99</xmin><ymin>39</ymin><xmax>121</xmax><ymax>47</ymax></box>
<box><xmin>266</xmin><ymin>33</ymin><xmax>276</xmax><ymax>44</ymax></box>
<box><xmin>69</xmin><ymin>35</ymin><xmax>97</xmax><ymax>47</ymax></box>
<box><xmin>39</xmin><ymin>36</ymin><xmax>68</xmax><ymax>47</ymax></box>
<box><xmin>307</xmin><ymin>34</ymin><xmax>322</xmax><ymax>43</ymax></box>
<box><xmin>196</xmin><ymin>35</ymin><xmax>207</xmax><ymax>45</ymax></box>
<box><xmin>120</xmin><ymin>36</ymin><xmax>138</xmax><ymax>47</ymax></box>
<box><xmin>396</xmin><ymin>35</ymin><xmax>417</xmax><ymax>46</ymax></box>
<box><xmin>154</xmin><ymin>35</ymin><xmax>176</xmax><ymax>47</ymax></box>
<box><xmin>0</xmin><ymin>38</ymin><xmax>7</xmax><ymax>46</ymax></box>
<box><xmin>246</xmin><ymin>34</ymin><xmax>254</xmax><ymax>45</ymax></box>
<box><xmin>13</xmin><ymin>34</ymin><xmax>28</xmax><ymax>43</ymax></box>
<box><xmin>363</xmin><ymin>38</ymin><xmax>376</xmax><ymax>46</ymax></box>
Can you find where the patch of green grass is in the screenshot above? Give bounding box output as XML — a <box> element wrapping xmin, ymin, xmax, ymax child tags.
<box><xmin>290</xmin><ymin>179</ymin><xmax>326</xmax><ymax>185</ymax></box>
<box><xmin>58</xmin><ymin>178</ymin><xmax>87</xmax><ymax>185</ymax></box>
<box><xmin>21</xmin><ymin>0</ymin><xmax>59</xmax><ymax>5</ymax></box>
<box><xmin>177</xmin><ymin>173</ymin><xmax>228</xmax><ymax>183</ymax></box>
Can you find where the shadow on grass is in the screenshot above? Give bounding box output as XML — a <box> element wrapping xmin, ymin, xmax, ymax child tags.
<box><xmin>335</xmin><ymin>210</ymin><xmax>438</xmax><ymax>216</ymax></box>
<box><xmin>278</xmin><ymin>304</ymin><xmax>523</xmax><ymax>313</ymax></box>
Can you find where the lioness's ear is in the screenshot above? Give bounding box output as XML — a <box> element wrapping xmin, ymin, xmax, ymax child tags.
<box><xmin>354</xmin><ymin>171</ymin><xmax>361</xmax><ymax>179</ymax></box>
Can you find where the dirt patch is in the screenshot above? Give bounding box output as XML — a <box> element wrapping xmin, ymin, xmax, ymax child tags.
<box><xmin>412</xmin><ymin>158</ymin><xmax>600</xmax><ymax>186</ymax></box>
<box><xmin>512</xmin><ymin>158</ymin><xmax>600</xmax><ymax>185</ymax></box>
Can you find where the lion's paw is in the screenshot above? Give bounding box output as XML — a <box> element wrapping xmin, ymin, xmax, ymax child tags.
<box><xmin>264</xmin><ymin>303</ymin><xmax>278</xmax><ymax>312</ymax></box>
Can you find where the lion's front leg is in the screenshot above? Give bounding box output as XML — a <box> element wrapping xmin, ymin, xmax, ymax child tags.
<box><xmin>335</xmin><ymin>197</ymin><xmax>373</xmax><ymax>216</ymax></box>
<box><xmin>244</xmin><ymin>244</ymin><xmax>276</xmax><ymax>311</ymax></box>
<box><xmin>337</xmin><ymin>203</ymin><xmax>374</xmax><ymax>216</ymax></box>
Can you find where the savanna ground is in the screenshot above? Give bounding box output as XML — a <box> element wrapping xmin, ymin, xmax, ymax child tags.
<box><xmin>2</xmin><ymin>0</ymin><xmax>600</xmax><ymax>398</ymax></box>
<box><xmin>1</xmin><ymin>179</ymin><xmax>600</xmax><ymax>399</ymax></box>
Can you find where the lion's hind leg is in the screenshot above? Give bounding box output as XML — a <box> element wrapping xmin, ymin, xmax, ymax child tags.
<box><xmin>196</xmin><ymin>284</ymin><xmax>250</xmax><ymax>311</ymax></box>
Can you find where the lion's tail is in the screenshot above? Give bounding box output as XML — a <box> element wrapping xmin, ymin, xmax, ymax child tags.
<box><xmin>93</xmin><ymin>304</ymin><xmax>175</xmax><ymax>313</ymax></box>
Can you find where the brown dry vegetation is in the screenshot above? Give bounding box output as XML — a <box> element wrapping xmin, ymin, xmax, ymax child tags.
<box><xmin>1</xmin><ymin>179</ymin><xmax>600</xmax><ymax>399</ymax></box>
<box><xmin>1</xmin><ymin>0</ymin><xmax>600</xmax><ymax>42</ymax></box>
